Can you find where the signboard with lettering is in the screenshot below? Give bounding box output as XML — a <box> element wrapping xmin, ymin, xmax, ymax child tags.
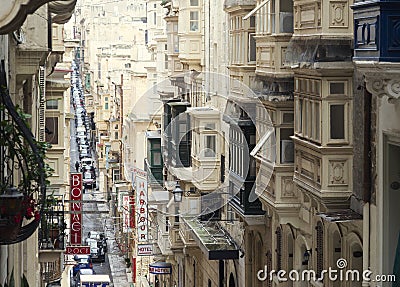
<box><xmin>70</xmin><ymin>173</ymin><xmax>82</xmax><ymax>245</ymax></box>
<box><xmin>122</xmin><ymin>194</ymin><xmax>130</xmax><ymax>233</ymax></box>
<box><xmin>131</xmin><ymin>167</ymin><xmax>147</xmax><ymax>189</ymax></box>
<box><xmin>137</xmin><ymin>244</ymin><xmax>153</xmax><ymax>256</ymax></box>
<box><xmin>135</xmin><ymin>173</ymin><xmax>148</xmax><ymax>242</ymax></box>
<box><xmin>65</xmin><ymin>246</ymin><xmax>90</xmax><ymax>255</ymax></box>
<box><xmin>81</xmin><ymin>282</ymin><xmax>110</xmax><ymax>287</ymax></box>
<box><xmin>149</xmin><ymin>262</ymin><xmax>172</xmax><ymax>275</ymax></box>
<box><xmin>129</xmin><ymin>195</ymin><xmax>135</xmax><ymax>229</ymax></box>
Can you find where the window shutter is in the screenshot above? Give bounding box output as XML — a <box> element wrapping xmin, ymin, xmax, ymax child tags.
<box><xmin>38</xmin><ymin>66</ymin><xmax>45</xmax><ymax>142</ymax></box>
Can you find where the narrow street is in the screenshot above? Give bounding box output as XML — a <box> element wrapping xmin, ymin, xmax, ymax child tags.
<box><xmin>68</xmin><ymin>62</ymin><xmax>128</xmax><ymax>286</ymax></box>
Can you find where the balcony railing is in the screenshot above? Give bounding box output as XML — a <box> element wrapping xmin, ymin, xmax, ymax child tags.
<box><xmin>39</xmin><ymin>196</ymin><xmax>66</xmax><ymax>250</ymax></box>
<box><xmin>0</xmin><ymin>60</ymin><xmax>47</xmax><ymax>245</ymax></box>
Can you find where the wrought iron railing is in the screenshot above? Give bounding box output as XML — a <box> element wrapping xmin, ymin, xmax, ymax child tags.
<box><xmin>0</xmin><ymin>60</ymin><xmax>47</xmax><ymax>245</ymax></box>
<box><xmin>39</xmin><ymin>196</ymin><xmax>66</xmax><ymax>250</ymax></box>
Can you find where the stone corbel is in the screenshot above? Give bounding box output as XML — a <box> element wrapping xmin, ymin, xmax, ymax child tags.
<box><xmin>365</xmin><ymin>73</ymin><xmax>400</xmax><ymax>104</ymax></box>
<box><xmin>355</xmin><ymin>62</ymin><xmax>400</xmax><ymax>104</ymax></box>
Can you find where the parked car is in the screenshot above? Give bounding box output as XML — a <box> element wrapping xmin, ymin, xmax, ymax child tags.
<box><xmin>88</xmin><ymin>231</ymin><xmax>108</xmax><ymax>253</ymax></box>
<box><xmin>83</xmin><ymin>171</ymin><xmax>96</xmax><ymax>189</ymax></box>
<box><xmin>72</xmin><ymin>258</ymin><xmax>93</xmax><ymax>277</ymax></box>
<box><xmin>86</xmin><ymin>238</ymin><xmax>105</xmax><ymax>263</ymax></box>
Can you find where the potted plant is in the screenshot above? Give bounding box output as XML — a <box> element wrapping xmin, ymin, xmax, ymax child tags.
<box><xmin>0</xmin><ymin>103</ymin><xmax>51</xmax><ymax>242</ymax></box>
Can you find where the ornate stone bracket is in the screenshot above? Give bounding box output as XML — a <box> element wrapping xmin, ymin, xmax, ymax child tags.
<box><xmin>365</xmin><ymin>76</ymin><xmax>400</xmax><ymax>103</ymax></box>
<box><xmin>355</xmin><ymin>62</ymin><xmax>400</xmax><ymax>103</ymax></box>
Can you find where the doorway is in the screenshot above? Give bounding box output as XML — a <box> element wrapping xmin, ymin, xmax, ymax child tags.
<box><xmin>383</xmin><ymin>137</ymin><xmax>400</xmax><ymax>282</ymax></box>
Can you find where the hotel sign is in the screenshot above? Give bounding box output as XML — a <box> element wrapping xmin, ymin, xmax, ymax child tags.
<box><xmin>70</xmin><ymin>173</ymin><xmax>82</xmax><ymax>245</ymax></box>
<box><xmin>135</xmin><ymin>172</ymin><xmax>148</xmax><ymax>242</ymax></box>
<box><xmin>149</xmin><ymin>262</ymin><xmax>172</xmax><ymax>275</ymax></box>
<box><xmin>137</xmin><ymin>244</ymin><xmax>153</xmax><ymax>256</ymax></box>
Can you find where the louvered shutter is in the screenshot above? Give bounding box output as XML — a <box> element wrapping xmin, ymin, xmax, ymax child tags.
<box><xmin>38</xmin><ymin>66</ymin><xmax>45</xmax><ymax>141</ymax></box>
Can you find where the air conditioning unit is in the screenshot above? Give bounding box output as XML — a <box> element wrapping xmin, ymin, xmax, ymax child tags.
<box><xmin>280</xmin><ymin>12</ymin><xmax>294</xmax><ymax>33</ymax></box>
<box><xmin>281</xmin><ymin>140</ymin><xmax>294</xmax><ymax>163</ymax></box>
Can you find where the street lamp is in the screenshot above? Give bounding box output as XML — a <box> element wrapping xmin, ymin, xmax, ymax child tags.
<box><xmin>172</xmin><ymin>182</ymin><xmax>183</xmax><ymax>203</ymax></box>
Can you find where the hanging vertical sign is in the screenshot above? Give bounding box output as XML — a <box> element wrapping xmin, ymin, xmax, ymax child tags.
<box><xmin>129</xmin><ymin>195</ymin><xmax>135</xmax><ymax>229</ymax></box>
<box><xmin>70</xmin><ymin>173</ymin><xmax>83</xmax><ymax>245</ymax></box>
<box><xmin>122</xmin><ymin>194</ymin><xmax>130</xmax><ymax>233</ymax></box>
<box><xmin>135</xmin><ymin>173</ymin><xmax>148</xmax><ymax>242</ymax></box>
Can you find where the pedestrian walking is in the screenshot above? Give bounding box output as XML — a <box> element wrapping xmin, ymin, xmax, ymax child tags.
<box><xmin>75</xmin><ymin>161</ymin><xmax>80</xmax><ymax>172</ymax></box>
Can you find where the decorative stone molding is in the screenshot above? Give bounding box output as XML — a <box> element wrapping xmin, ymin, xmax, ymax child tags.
<box><xmin>355</xmin><ymin>62</ymin><xmax>400</xmax><ymax>103</ymax></box>
<box><xmin>0</xmin><ymin>0</ymin><xmax>55</xmax><ymax>34</ymax></box>
<box><xmin>365</xmin><ymin>74</ymin><xmax>400</xmax><ymax>102</ymax></box>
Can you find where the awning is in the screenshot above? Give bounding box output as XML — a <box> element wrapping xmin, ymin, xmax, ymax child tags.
<box><xmin>317</xmin><ymin>210</ymin><xmax>362</xmax><ymax>222</ymax></box>
<box><xmin>243</xmin><ymin>0</ymin><xmax>270</xmax><ymax>20</ymax></box>
<box><xmin>183</xmin><ymin>218</ymin><xmax>239</xmax><ymax>260</ymax></box>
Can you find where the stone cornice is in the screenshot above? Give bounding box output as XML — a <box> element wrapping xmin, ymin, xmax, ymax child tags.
<box><xmin>0</xmin><ymin>0</ymin><xmax>54</xmax><ymax>34</ymax></box>
<box><xmin>355</xmin><ymin>61</ymin><xmax>400</xmax><ymax>103</ymax></box>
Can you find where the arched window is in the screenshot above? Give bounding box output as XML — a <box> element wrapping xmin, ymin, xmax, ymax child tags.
<box><xmin>316</xmin><ymin>221</ymin><xmax>324</xmax><ymax>278</ymax></box>
<box><xmin>208</xmin><ymin>279</ymin><xmax>212</xmax><ymax>287</ymax></box>
<box><xmin>276</xmin><ymin>227</ymin><xmax>282</xmax><ymax>270</ymax></box>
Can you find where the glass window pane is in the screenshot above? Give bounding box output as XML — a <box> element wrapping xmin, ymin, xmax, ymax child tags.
<box><xmin>190</xmin><ymin>0</ymin><xmax>199</xmax><ymax>6</ymax></box>
<box><xmin>330</xmin><ymin>104</ymin><xmax>345</xmax><ymax>139</ymax></box>
<box><xmin>45</xmin><ymin>117</ymin><xmax>58</xmax><ymax>144</ymax></box>
<box><xmin>205</xmin><ymin>135</ymin><xmax>216</xmax><ymax>157</ymax></box>
<box><xmin>46</xmin><ymin>99</ymin><xmax>58</xmax><ymax>110</ymax></box>
<box><xmin>153</xmin><ymin>151</ymin><xmax>161</xmax><ymax>166</ymax></box>
<box><xmin>330</xmin><ymin>82</ymin><xmax>345</xmax><ymax>95</ymax></box>
<box><xmin>179</xmin><ymin>123</ymin><xmax>187</xmax><ymax>141</ymax></box>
